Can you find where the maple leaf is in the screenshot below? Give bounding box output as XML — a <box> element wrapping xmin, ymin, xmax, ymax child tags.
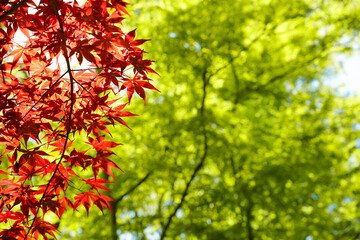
<box><xmin>64</xmin><ymin>149</ymin><xmax>93</xmax><ymax>169</ymax></box>
<box><xmin>50</xmin><ymin>138</ymin><xmax>75</xmax><ymax>153</ymax></box>
<box><xmin>73</xmin><ymin>190</ymin><xmax>98</xmax><ymax>215</ymax></box>
<box><xmin>107</xmin><ymin>0</ymin><xmax>129</xmax><ymax>15</ymax></box>
<box><xmin>120</xmin><ymin>74</ymin><xmax>160</xmax><ymax>104</ymax></box>
<box><xmin>92</xmin><ymin>151</ymin><xmax>122</xmax><ymax>179</ymax></box>
<box><xmin>41</xmin><ymin>196</ymin><xmax>63</xmax><ymax>217</ymax></box>
<box><xmin>69</xmin><ymin>39</ymin><xmax>97</xmax><ymax>65</ymax></box>
<box><xmin>86</xmin><ymin>136</ymin><xmax>122</xmax><ymax>153</ymax></box>
<box><xmin>93</xmin><ymin>193</ymin><xmax>114</xmax><ymax>214</ymax></box>
<box><xmin>114</xmin><ymin>29</ymin><xmax>149</xmax><ymax>51</ymax></box>
<box><xmin>74</xmin><ymin>189</ymin><xmax>115</xmax><ymax>215</ymax></box>
<box><xmin>83</xmin><ymin>177</ymin><xmax>112</xmax><ymax>193</ymax></box>
<box><xmin>31</xmin><ymin>218</ymin><xmax>59</xmax><ymax>240</ymax></box>
<box><xmin>0</xmin><ymin>225</ymin><xmax>27</xmax><ymax>240</ymax></box>
<box><xmin>60</xmin><ymin>196</ymin><xmax>74</xmax><ymax>210</ymax></box>
<box><xmin>0</xmin><ymin>211</ymin><xmax>24</xmax><ymax>224</ymax></box>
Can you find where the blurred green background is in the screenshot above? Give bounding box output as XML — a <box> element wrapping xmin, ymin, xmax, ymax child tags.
<box><xmin>58</xmin><ymin>0</ymin><xmax>360</xmax><ymax>239</ymax></box>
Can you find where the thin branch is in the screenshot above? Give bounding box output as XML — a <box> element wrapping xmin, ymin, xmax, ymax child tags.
<box><xmin>245</xmin><ymin>195</ymin><xmax>254</xmax><ymax>240</ymax></box>
<box><xmin>199</xmin><ymin>67</ymin><xmax>208</xmax><ymax>115</ymax></box>
<box><xmin>231</xmin><ymin>60</ymin><xmax>241</xmax><ymax>105</ymax></box>
<box><xmin>115</xmin><ymin>172</ymin><xmax>152</xmax><ymax>203</ymax></box>
<box><xmin>352</xmin><ymin>232</ymin><xmax>360</xmax><ymax>240</ymax></box>
<box><xmin>0</xmin><ymin>0</ymin><xmax>31</xmax><ymax>22</ymax></box>
<box><xmin>25</xmin><ymin>0</ymin><xmax>76</xmax><ymax>237</ymax></box>
<box><xmin>160</xmin><ymin>147</ymin><xmax>207</xmax><ymax>240</ymax></box>
<box><xmin>160</xmin><ymin>66</ymin><xmax>209</xmax><ymax>240</ymax></box>
<box><xmin>71</xmin><ymin>68</ymin><xmax>99</xmax><ymax>71</ymax></box>
<box><xmin>237</xmin><ymin>54</ymin><xmax>322</xmax><ymax>100</ymax></box>
<box><xmin>107</xmin><ymin>172</ymin><xmax>152</xmax><ymax>240</ymax></box>
<box><xmin>157</xmin><ymin>192</ymin><xmax>165</xmax><ymax>225</ymax></box>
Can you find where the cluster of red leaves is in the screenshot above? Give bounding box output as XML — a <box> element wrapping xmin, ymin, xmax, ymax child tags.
<box><xmin>0</xmin><ymin>0</ymin><xmax>158</xmax><ymax>239</ymax></box>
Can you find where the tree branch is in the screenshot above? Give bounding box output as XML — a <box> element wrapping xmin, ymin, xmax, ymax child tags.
<box><xmin>160</xmin><ymin>66</ymin><xmax>209</xmax><ymax>240</ymax></box>
<box><xmin>245</xmin><ymin>195</ymin><xmax>254</xmax><ymax>240</ymax></box>
<box><xmin>108</xmin><ymin>172</ymin><xmax>152</xmax><ymax>240</ymax></box>
<box><xmin>231</xmin><ymin>59</ymin><xmax>241</xmax><ymax>106</ymax></box>
<box><xmin>0</xmin><ymin>0</ymin><xmax>31</xmax><ymax>22</ymax></box>
<box><xmin>115</xmin><ymin>172</ymin><xmax>152</xmax><ymax>203</ymax></box>
<box><xmin>352</xmin><ymin>232</ymin><xmax>360</xmax><ymax>240</ymax></box>
<box><xmin>237</xmin><ymin>54</ymin><xmax>322</xmax><ymax>101</ymax></box>
<box><xmin>160</xmin><ymin>148</ymin><xmax>207</xmax><ymax>240</ymax></box>
<box><xmin>25</xmin><ymin>0</ymin><xmax>76</xmax><ymax>237</ymax></box>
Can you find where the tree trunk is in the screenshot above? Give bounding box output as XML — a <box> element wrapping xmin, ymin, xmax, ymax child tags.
<box><xmin>110</xmin><ymin>201</ymin><xmax>118</xmax><ymax>240</ymax></box>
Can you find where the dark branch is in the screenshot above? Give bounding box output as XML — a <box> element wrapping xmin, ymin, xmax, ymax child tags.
<box><xmin>245</xmin><ymin>195</ymin><xmax>254</xmax><ymax>240</ymax></box>
<box><xmin>108</xmin><ymin>172</ymin><xmax>152</xmax><ymax>240</ymax></box>
<box><xmin>159</xmin><ymin>147</ymin><xmax>207</xmax><ymax>240</ymax></box>
<box><xmin>353</xmin><ymin>232</ymin><xmax>360</xmax><ymax>240</ymax></box>
<box><xmin>237</xmin><ymin>54</ymin><xmax>322</xmax><ymax>101</ymax></box>
<box><xmin>0</xmin><ymin>0</ymin><xmax>31</xmax><ymax>22</ymax></box>
<box><xmin>115</xmin><ymin>172</ymin><xmax>152</xmax><ymax>203</ymax></box>
<box><xmin>25</xmin><ymin>0</ymin><xmax>76</xmax><ymax>237</ymax></box>
<box><xmin>160</xmin><ymin>66</ymin><xmax>209</xmax><ymax>240</ymax></box>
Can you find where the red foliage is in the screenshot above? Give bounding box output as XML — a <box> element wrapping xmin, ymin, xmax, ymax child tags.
<box><xmin>0</xmin><ymin>0</ymin><xmax>158</xmax><ymax>238</ymax></box>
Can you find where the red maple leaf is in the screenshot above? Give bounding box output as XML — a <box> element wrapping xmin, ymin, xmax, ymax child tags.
<box><xmin>74</xmin><ymin>189</ymin><xmax>114</xmax><ymax>215</ymax></box>
<box><xmin>120</xmin><ymin>74</ymin><xmax>160</xmax><ymax>104</ymax></box>
<box><xmin>31</xmin><ymin>218</ymin><xmax>59</xmax><ymax>240</ymax></box>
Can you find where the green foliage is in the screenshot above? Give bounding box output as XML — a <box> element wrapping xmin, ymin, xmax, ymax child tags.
<box><xmin>58</xmin><ymin>0</ymin><xmax>360</xmax><ymax>239</ymax></box>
